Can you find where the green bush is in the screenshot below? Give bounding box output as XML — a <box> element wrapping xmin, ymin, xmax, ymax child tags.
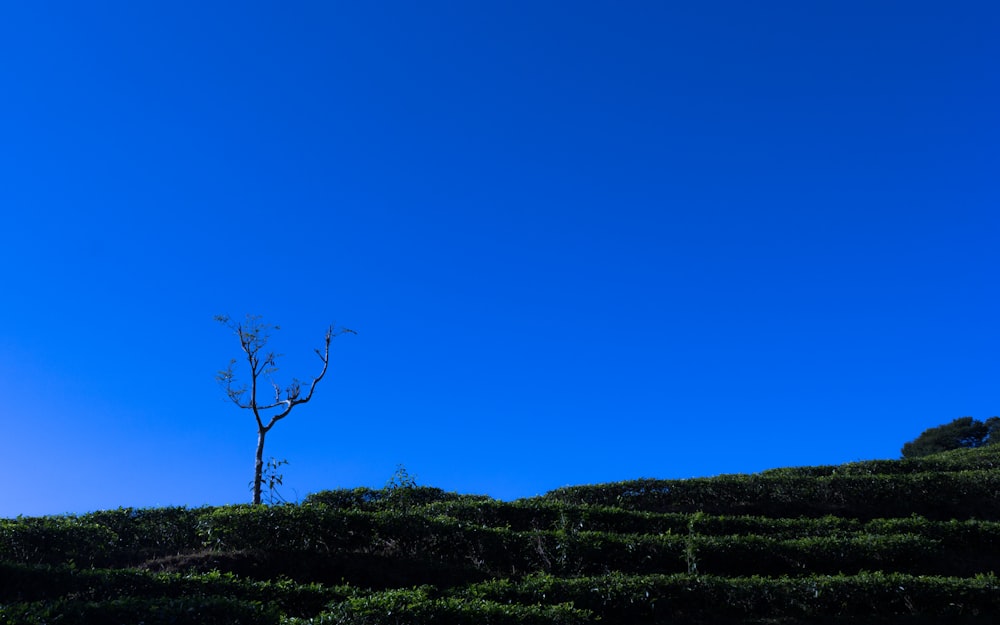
<box><xmin>302</xmin><ymin>486</ymin><xmax>489</xmax><ymax>511</ymax></box>
<box><xmin>465</xmin><ymin>572</ymin><xmax>1000</xmax><ymax>623</ymax></box>
<box><xmin>80</xmin><ymin>506</ymin><xmax>204</xmax><ymax>563</ymax></box>
<box><xmin>764</xmin><ymin>445</ymin><xmax>1000</xmax><ymax>477</ymax></box>
<box><xmin>0</xmin><ymin>561</ymin><xmax>350</xmax><ymax>618</ymax></box>
<box><xmin>543</xmin><ymin>471</ymin><xmax>1000</xmax><ymax>520</ymax></box>
<box><xmin>196</xmin><ymin>504</ymin><xmax>385</xmax><ymax>554</ymax></box>
<box><xmin>0</xmin><ymin>516</ymin><xmax>117</xmax><ymax>565</ymax></box>
<box><xmin>6</xmin><ymin>446</ymin><xmax>1000</xmax><ymax>624</ymax></box>
<box><xmin>0</xmin><ymin>596</ymin><xmax>280</xmax><ymax>625</ymax></box>
<box><xmin>302</xmin><ymin>586</ymin><xmax>591</xmax><ymax>625</ymax></box>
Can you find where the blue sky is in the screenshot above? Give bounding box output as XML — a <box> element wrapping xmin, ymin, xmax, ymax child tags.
<box><xmin>1</xmin><ymin>2</ymin><xmax>997</xmax><ymax>517</ymax></box>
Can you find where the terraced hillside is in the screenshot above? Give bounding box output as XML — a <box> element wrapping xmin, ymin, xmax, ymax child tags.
<box><xmin>2</xmin><ymin>446</ymin><xmax>1000</xmax><ymax>624</ymax></box>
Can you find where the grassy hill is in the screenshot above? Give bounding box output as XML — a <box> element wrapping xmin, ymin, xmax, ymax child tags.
<box><xmin>3</xmin><ymin>446</ymin><xmax>1000</xmax><ymax>624</ymax></box>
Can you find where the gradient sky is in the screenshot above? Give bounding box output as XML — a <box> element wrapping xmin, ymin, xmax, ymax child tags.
<box><xmin>2</xmin><ymin>2</ymin><xmax>997</xmax><ymax>517</ymax></box>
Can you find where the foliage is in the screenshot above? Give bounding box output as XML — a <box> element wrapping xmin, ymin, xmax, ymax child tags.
<box><xmin>259</xmin><ymin>457</ymin><xmax>292</xmax><ymax>505</ymax></box>
<box><xmin>902</xmin><ymin>416</ymin><xmax>1000</xmax><ymax>459</ymax></box>
<box><xmin>302</xmin><ymin>485</ymin><xmax>487</xmax><ymax>511</ymax></box>
<box><xmin>0</xmin><ymin>596</ymin><xmax>281</xmax><ymax>625</ymax></box>
<box><xmin>5</xmin><ymin>446</ymin><xmax>1000</xmax><ymax>623</ymax></box>
<box><xmin>82</xmin><ymin>507</ymin><xmax>203</xmax><ymax>558</ymax></box>
<box><xmin>0</xmin><ymin>516</ymin><xmax>117</xmax><ymax>566</ymax></box>
<box><xmin>541</xmin><ymin>469</ymin><xmax>1000</xmax><ymax>519</ymax></box>
<box><xmin>304</xmin><ymin>586</ymin><xmax>590</xmax><ymax>625</ymax></box>
<box><xmin>464</xmin><ymin>571</ymin><xmax>1000</xmax><ymax>624</ymax></box>
<box><xmin>385</xmin><ymin>464</ymin><xmax>418</xmax><ymax>490</ymax></box>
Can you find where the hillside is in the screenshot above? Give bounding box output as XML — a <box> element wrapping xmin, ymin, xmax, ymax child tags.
<box><xmin>3</xmin><ymin>446</ymin><xmax>1000</xmax><ymax>624</ymax></box>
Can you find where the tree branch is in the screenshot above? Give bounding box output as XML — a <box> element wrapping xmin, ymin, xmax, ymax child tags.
<box><xmin>259</xmin><ymin>325</ymin><xmax>352</xmax><ymax>431</ymax></box>
<box><xmin>217</xmin><ymin>315</ymin><xmax>354</xmax><ymax>504</ymax></box>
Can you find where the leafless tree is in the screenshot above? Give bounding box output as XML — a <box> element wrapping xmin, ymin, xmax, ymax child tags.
<box><xmin>216</xmin><ymin>314</ymin><xmax>354</xmax><ymax>504</ymax></box>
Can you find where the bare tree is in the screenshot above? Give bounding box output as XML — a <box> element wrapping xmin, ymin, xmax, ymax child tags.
<box><xmin>216</xmin><ymin>314</ymin><xmax>354</xmax><ymax>504</ymax></box>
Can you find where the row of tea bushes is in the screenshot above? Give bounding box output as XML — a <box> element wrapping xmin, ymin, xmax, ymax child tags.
<box><xmin>520</xmin><ymin>530</ymin><xmax>998</xmax><ymax>577</ymax></box>
<box><xmin>419</xmin><ymin>497</ymin><xmax>1000</xmax><ymax>539</ymax></box>
<box><xmin>302</xmin><ymin>486</ymin><xmax>489</xmax><ymax>511</ymax></box>
<box><xmin>4</xmin><ymin>447</ymin><xmax>999</xmax><ymax>623</ymax></box>
<box><xmin>0</xmin><ymin>561</ymin><xmax>347</xmax><ymax>618</ymax></box>
<box><xmin>5</xmin><ymin>523</ymin><xmax>997</xmax><ymax>581</ymax></box>
<box><xmin>543</xmin><ymin>470</ymin><xmax>1000</xmax><ymax>519</ymax></box>
<box><xmin>0</xmin><ymin>507</ymin><xmax>213</xmax><ymax>567</ymax></box>
<box><xmin>288</xmin><ymin>586</ymin><xmax>589</xmax><ymax>625</ymax></box>
<box><xmin>463</xmin><ymin>571</ymin><xmax>1000</xmax><ymax>624</ymax></box>
<box><xmin>4</xmin><ymin>565</ymin><xmax>998</xmax><ymax>625</ymax></box>
<box><xmin>761</xmin><ymin>445</ymin><xmax>1000</xmax><ymax>478</ymax></box>
<box><xmin>4</xmin><ymin>506</ymin><xmax>1000</xmax><ymax>578</ymax></box>
<box><xmin>1</xmin><ymin>596</ymin><xmax>280</xmax><ymax>625</ymax></box>
<box><xmin>5</xmin><ymin>572</ymin><xmax>997</xmax><ymax>625</ymax></box>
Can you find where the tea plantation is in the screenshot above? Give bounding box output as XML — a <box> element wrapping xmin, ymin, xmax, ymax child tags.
<box><xmin>3</xmin><ymin>446</ymin><xmax>1000</xmax><ymax>624</ymax></box>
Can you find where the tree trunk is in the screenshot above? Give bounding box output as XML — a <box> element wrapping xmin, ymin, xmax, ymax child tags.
<box><xmin>253</xmin><ymin>428</ymin><xmax>266</xmax><ymax>505</ymax></box>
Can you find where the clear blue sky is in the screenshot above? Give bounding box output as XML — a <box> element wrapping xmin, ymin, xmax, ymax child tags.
<box><xmin>2</xmin><ymin>2</ymin><xmax>997</xmax><ymax>517</ymax></box>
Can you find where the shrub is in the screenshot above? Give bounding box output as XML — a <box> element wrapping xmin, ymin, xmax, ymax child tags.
<box><xmin>81</xmin><ymin>506</ymin><xmax>204</xmax><ymax>563</ymax></box>
<box><xmin>542</xmin><ymin>471</ymin><xmax>1000</xmax><ymax>520</ymax></box>
<box><xmin>302</xmin><ymin>486</ymin><xmax>488</xmax><ymax>511</ymax></box>
<box><xmin>0</xmin><ymin>516</ymin><xmax>117</xmax><ymax>565</ymax></box>
<box><xmin>465</xmin><ymin>571</ymin><xmax>1000</xmax><ymax>623</ymax></box>
<box><xmin>304</xmin><ymin>586</ymin><xmax>591</xmax><ymax>625</ymax></box>
<box><xmin>0</xmin><ymin>596</ymin><xmax>280</xmax><ymax>625</ymax></box>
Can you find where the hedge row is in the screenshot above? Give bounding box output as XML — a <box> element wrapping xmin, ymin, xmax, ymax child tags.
<box><xmin>302</xmin><ymin>486</ymin><xmax>490</xmax><ymax>510</ymax></box>
<box><xmin>189</xmin><ymin>508</ymin><xmax>1000</xmax><ymax>577</ymax></box>
<box><xmin>0</xmin><ymin>508</ymin><xmax>209</xmax><ymax>566</ymax></box>
<box><xmin>4</xmin><ymin>507</ymin><xmax>999</xmax><ymax>578</ymax></box>
<box><xmin>529</xmin><ymin>530</ymin><xmax>999</xmax><ymax>577</ymax></box>
<box><xmin>31</xmin><ymin>524</ymin><xmax>990</xmax><ymax>579</ymax></box>
<box><xmin>6</xmin><ymin>572</ymin><xmax>997</xmax><ymax>625</ymax></box>
<box><xmin>79</xmin><ymin>506</ymin><xmax>204</xmax><ymax>561</ymax></box>
<box><xmin>288</xmin><ymin>586</ymin><xmax>590</xmax><ymax>625</ymax></box>
<box><xmin>464</xmin><ymin>571</ymin><xmax>1000</xmax><ymax>624</ymax></box>
<box><xmin>418</xmin><ymin>499</ymin><xmax>1000</xmax><ymax>542</ymax></box>
<box><xmin>762</xmin><ymin>446</ymin><xmax>1000</xmax><ymax>478</ymax></box>
<box><xmin>4</xmin><ymin>465</ymin><xmax>997</xmax><ymax>570</ymax></box>
<box><xmin>197</xmin><ymin>506</ymin><xmax>518</xmax><ymax>567</ymax></box>
<box><xmin>543</xmin><ymin>470</ymin><xmax>1000</xmax><ymax>519</ymax></box>
<box><xmin>0</xmin><ymin>561</ymin><xmax>349</xmax><ymax>618</ymax></box>
<box><xmin>0</xmin><ymin>596</ymin><xmax>280</xmax><ymax>625</ymax></box>
<box><xmin>0</xmin><ymin>516</ymin><xmax>116</xmax><ymax>566</ymax></box>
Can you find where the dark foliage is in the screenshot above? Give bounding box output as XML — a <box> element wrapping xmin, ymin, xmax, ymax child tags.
<box><xmin>3</xmin><ymin>449</ymin><xmax>1000</xmax><ymax>624</ymax></box>
<box><xmin>902</xmin><ymin>416</ymin><xmax>1000</xmax><ymax>458</ymax></box>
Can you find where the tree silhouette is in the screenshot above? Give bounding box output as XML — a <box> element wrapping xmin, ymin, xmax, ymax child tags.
<box><xmin>901</xmin><ymin>416</ymin><xmax>1000</xmax><ymax>459</ymax></box>
<box><xmin>216</xmin><ymin>314</ymin><xmax>354</xmax><ymax>504</ymax></box>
